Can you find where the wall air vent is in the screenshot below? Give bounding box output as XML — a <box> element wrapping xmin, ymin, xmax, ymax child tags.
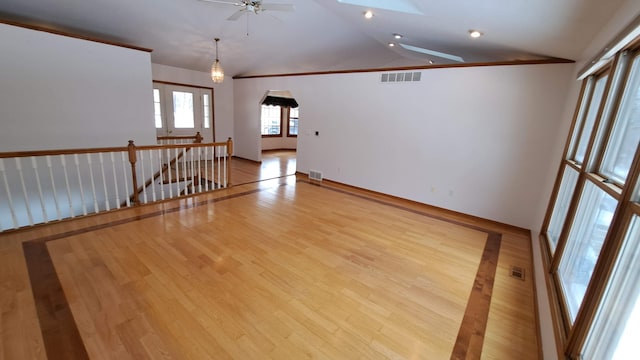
<box><xmin>309</xmin><ymin>170</ymin><xmax>323</xmax><ymax>181</ymax></box>
<box><xmin>381</xmin><ymin>72</ymin><xmax>421</xmax><ymax>83</ymax></box>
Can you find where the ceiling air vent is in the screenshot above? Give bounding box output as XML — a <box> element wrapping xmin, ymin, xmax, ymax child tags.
<box><xmin>381</xmin><ymin>72</ymin><xmax>421</xmax><ymax>83</ymax></box>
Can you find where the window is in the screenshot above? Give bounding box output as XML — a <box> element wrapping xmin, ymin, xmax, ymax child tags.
<box><xmin>599</xmin><ymin>55</ymin><xmax>640</xmax><ymax>185</ymax></box>
<box><xmin>557</xmin><ymin>182</ymin><xmax>617</xmax><ymax>322</ymax></box>
<box><xmin>546</xmin><ymin>165</ymin><xmax>580</xmax><ymax>254</ymax></box>
<box><xmin>203</xmin><ymin>94</ymin><xmax>211</xmax><ymax>129</ymax></box>
<box><xmin>261</xmin><ymin>105</ymin><xmax>282</xmax><ymax>136</ymax></box>
<box><xmin>573</xmin><ymin>74</ymin><xmax>609</xmax><ymax>164</ymax></box>
<box><xmin>172</xmin><ymin>91</ymin><xmax>195</xmax><ymax>128</ymax></box>
<box><xmin>541</xmin><ymin>31</ymin><xmax>640</xmax><ymax>359</ymax></box>
<box><xmin>582</xmin><ymin>215</ymin><xmax>640</xmax><ymax>360</ymax></box>
<box><xmin>153</xmin><ymin>88</ymin><xmax>163</xmax><ymax>129</ymax></box>
<box><xmin>288</xmin><ymin>107</ymin><xmax>299</xmax><ymax>137</ymax></box>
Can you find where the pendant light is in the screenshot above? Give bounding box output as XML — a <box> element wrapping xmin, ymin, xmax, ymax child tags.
<box><xmin>211</xmin><ymin>38</ymin><xmax>224</xmax><ymax>83</ymax></box>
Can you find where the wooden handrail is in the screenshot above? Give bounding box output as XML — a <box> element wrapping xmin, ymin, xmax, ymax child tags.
<box><xmin>0</xmin><ymin>146</ymin><xmax>128</xmax><ymax>159</ymax></box>
<box><xmin>156</xmin><ymin>132</ymin><xmax>203</xmax><ymax>143</ymax></box>
<box><xmin>135</xmin><ymin>141</ymin><xmax>231</xmax><ymax>151</ymax></box>
<box><xmin>0</xmin><ymin>142</ymin><xmax>234</xmax><ymax>158</ymax></box>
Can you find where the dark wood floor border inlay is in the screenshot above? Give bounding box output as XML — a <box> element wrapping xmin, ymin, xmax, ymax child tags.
<box><xmin>450</xmin><ymin>233</ymin><xmax>502</xmax><ymax>360</ymax></box>
<box><xmin>23</xmin><ymin>178</ymin><xmax>505</xmax><ymax>359</ymax></box>
<box><xmin>301</xmin><ymin>181</ymin><xmax>503</xmax><ymax>359</ymax></box>
<box><xmin>23</xmin><ymin>241</ymin><xmax>90</xmax><ymax>360</ymax></box>
<box><xmin>22</xmin><ymin>186</ymin><xmax>279</xmax><ymax>359</ymax></box>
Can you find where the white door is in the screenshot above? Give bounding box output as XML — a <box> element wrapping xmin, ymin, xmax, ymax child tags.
<box><xmin>153</xmin><ymin>83</ymin><xmax>213</xmax><ymax>140</ymax></box>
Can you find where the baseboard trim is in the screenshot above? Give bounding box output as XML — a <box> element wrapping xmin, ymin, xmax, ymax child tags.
<box><xmin>295</xmin><ymin>171</ymin><xmax>530</xmax><ymax>235</ymax></box>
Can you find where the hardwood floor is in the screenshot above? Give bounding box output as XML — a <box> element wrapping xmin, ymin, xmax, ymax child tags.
<box><xmin>231</xmin><ymin>150</ymin><xmax>296</xmax><ymax>185</ymax></box>
<box><xmin>0</xmin><ymin>162</ymin><xmax>540</xmax><ymax>359</ymax></box>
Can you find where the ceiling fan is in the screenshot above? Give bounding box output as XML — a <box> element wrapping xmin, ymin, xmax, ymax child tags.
<box><xmin>200</xmin><ymin>0</ymin><xmax>294</xmax><ymax>21</ymax></box>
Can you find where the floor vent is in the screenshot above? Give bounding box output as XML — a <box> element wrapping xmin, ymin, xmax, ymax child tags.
<box><xmin>510</xmin><ymin>266</ymin><xmax>525</xmax><ymax>280</ymax></box>
<box><xmin>309</xmin><ymin>170</ymin><xmax>323</xmax><ymax>181</ymax></box>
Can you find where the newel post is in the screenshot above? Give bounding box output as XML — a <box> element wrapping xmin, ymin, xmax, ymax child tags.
<box><xmin>195</xmin><ymin>131</ymin><xmax>203</xmax><ymax>143</ymax></box>
<box><xmin>226</xmin><ymin>137</ymin><xmax>233</xmax><ymax>187</ymax></box>
<box><xmin>127</xmin><ymin>140</ymin><xmax>139</xmax><ymax>204</ymax></box>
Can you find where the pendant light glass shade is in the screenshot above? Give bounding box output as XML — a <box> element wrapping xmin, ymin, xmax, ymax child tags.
<box><xmin>211</xmin><ymin>38</ymin><xmax>224</xmax><ymax>83</ymax></box>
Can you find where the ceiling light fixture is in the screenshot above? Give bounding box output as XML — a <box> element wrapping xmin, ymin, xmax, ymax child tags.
<box><xmin>469</xmin><ymin>30</ymin><xmax>483</xmax><ymax>38</ymax></box>
<box><xmin>393</xmin><ymin>33</ymin><xmax>403</xmax><ymax>39</ymax></box>
<box><xmin>211</xmin><ymin>38</ymin><xmax>224</xmax><ymax>84</ymax></box>
<box><xmin>363</xmin><ymin>10</ymin><xmax>374</xmax><ymax>19</ymax></box>
<box><xmin>388</xmin><ymin>42</ymin><xmax>395</xmax><ymax>47</ymax></box>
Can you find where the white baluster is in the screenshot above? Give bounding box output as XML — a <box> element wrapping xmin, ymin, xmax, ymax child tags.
<box><xmin>98</xmin><ymin>153</ymin><xmax>110</xmax><ymax>211</ymax></box>
<box><xmin>110</xmin><ymin>152</ymin><xmax>121</xmax><ymax>209</ymax></box>
<box><xmin>149</xmin><ymin>150</ymin><xmax>156</xmax><ymax>202</ymax></box>
<box><xmin>15</xmin><ymin>158</ymin><xmax>34</xmax><ymax>225</ymax></box>
<box><xmin>120</xmin><ymin>152</ymin><xmax>131</xmax><ymax>207</ymax></box>
<box><xmin>181</xmin><ymin>146</ymin><xmax>187</xmax><ymax>195</ymax></box>
<box><xmin>74</xmin><ymin>154</ymin><xmax>88</xmax><ymax>215</ymax></box>
<box><xmin>175</xmin><ymin>147</ymin><xmax>181</xmax><ymax>196</ymax></box>
<box><xmin>60</xmin><ymin>156</ymin><xmax>75</xmax><ymax>218</ymax></box>
<box><xmin>158</xmin><ymin>149</ymin><xmax>165</xmax><ymax>201</ymax></box>
<box><xmin>217</xmin><ymin>146</ymin><xmax>222</xmax><ymax>189</ymax></box>
<box><xmin>0</xmin><ymin>159</ymin><xmax>19</xmax><ymax>228</ymax></box>
<box><xmin>197</xmin><ymin>147</ymin><xmax>202</xmax><ymax>193</ymax></box>
<box><xmin>140</xmin><ymin>150</ymin><xmax>147</xmax><ymax>203</ymax></box>
<box><xmin>203</xmin><ymin>146</ymin><xmax>209</xmax><ymax>192</ymax></box>
<box><xmin>86</xmin><ymin>154</ymin><xmax>99</xmax><ymax>213</ymax></box>
<box><xmin>190</xmin><ymin>146</ymin><xmax>196</xmax><ymax>194</ymax></box>
<box><xmin>166</xmin><ymin>148</ymin><xmax>173</xmax><ymax>198</ymax></box>
<box><xmin>223</xmin><ymin>146</ymin><xmax>227</xmax><ymax>188</ymax></box>
<box><xmin>31</xmin><ymin>157</ymin><xmax>48</xmax><ymax>223</ymax></box>
<box><xmin>46</xmin><ymin>156</ymin><xmax>62</xmax><ymax>220</ymax></box>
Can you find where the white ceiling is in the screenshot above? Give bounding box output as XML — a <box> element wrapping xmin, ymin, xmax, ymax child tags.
<box><xmin>0</xmin><ymin>0</ymin><xmax>627</xmax><ymax>77</ymax></box>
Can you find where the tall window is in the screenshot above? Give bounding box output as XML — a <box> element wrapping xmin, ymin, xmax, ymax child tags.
<box><xmin>288</xmin><ymin>107</ymin><xmax>299</xmax><ymax>137</ymax></box>
<box><xmin>541</xmin><ymin>44</ymin><xmax>640</xmax><ymax>359</ymax></box>
<box><xmin>203</xmin><ymin>93</ymin><xmax>211</xmax><ymax>129</ymax></box>
<box><xmin>261</xmin><ymin>105</ymin><xmax>282</xmax><ymax>136</ymax></box>
<box><xmin>153</xmin><ymin>89</ymin><xmax>163</xmax><ymax>129</ymax></box>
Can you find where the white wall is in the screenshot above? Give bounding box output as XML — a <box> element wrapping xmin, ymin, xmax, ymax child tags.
<box><xmin>234</xmin><ymin>64</ymin><xmax>574</xmax><ymax>230</ymax></box>
<box><xmin>0</xmin><ymin>23</ymin><xmax>155</xmax><ymax>151</ymax></box>
<box><xmin>262</xmin><ymin>135</ymin><xmax>297</xmax><ymax>151</ymax></box>
<box><xmin>152</xmin><ymin>63</ymin><xmax>234</xmax><ymax>144</ymax></box>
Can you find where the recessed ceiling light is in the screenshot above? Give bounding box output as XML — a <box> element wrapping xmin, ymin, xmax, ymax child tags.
<box><xmin>388</xmin><ymin>42</ymin><xmax>395</xmax><ymax>47</ymax></box>
<box><xmin>428</xmin><ymin>59</ymin><xmax>434</xmax><ymax>64</ymax></box>
<box><xmin>469</xmin><ymin>30</ymin><xmax>483</xmax><ymax>38</ymax></box>
<box><xmin>393</xmin><ymin>33</ymin><xmax>403</xmax><ymax>39</ymax></box>
<box><xmin>363</xmin><ymin>10</ymin><xmax>374</xmax><ymax>19</ymax></box>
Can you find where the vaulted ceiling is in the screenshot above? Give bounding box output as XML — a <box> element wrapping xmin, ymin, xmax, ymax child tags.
<box><xmin>0</xmin><ymin>0</ymin><xmax>628</xmax><ymax>77</ymax></box>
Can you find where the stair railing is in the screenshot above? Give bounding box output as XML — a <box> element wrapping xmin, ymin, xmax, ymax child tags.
<box><xmin>0</xmin><ymin>137</ymin><xmax>232</xmax><ymax>232</ymax></box>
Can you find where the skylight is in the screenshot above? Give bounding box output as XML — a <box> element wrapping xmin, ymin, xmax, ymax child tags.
<box><xmin>399</xmin><ymin>43</ymin><xmax>465</xmax><ymax>63</ymax></box>
<box><xmin>337</xmin><ymin>0</ymin><xmax>423</xmax><ymax>15</ymax></box>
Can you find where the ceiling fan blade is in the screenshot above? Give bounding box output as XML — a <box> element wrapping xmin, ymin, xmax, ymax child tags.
<box><xmin>199</xmin><ymin>0</ymin><xmax>242</xmax><ymax>5</ymax></box>
<box><xmin>260</xmin><ymin>3</ymin><xmax>294</xmax><ymax>12</ymax></box>
<box><xmin>227</xmin><ymin>9</ymin><xmax>246</xmax><ymax>20</ymax></box>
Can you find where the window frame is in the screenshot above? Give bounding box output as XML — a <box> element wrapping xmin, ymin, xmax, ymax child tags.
<box><xmin>260</xmin><ymin>104</ymin><xmax>283</xmax><ymax>138</ymax></box>
<box><xmin>287</xmin><ymin>107</ymin><xmax>299</xmax><ymax>137</ymax></box>
<box><xmin>540</xmin><ymin>40</ymin><xmax>640</xmax><ymax>359</ymax></box>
